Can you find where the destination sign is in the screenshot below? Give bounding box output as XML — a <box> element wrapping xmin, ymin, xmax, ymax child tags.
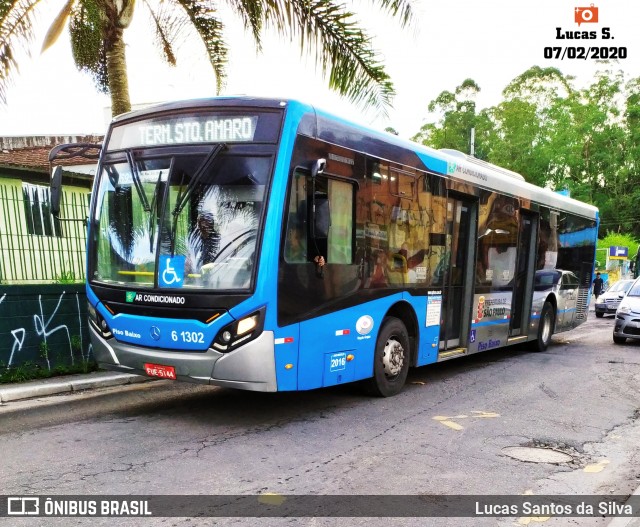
<box><xmin>108</xmin><ymin>114</ymin><xmax>259</xmax><ymax>150</ymax></box>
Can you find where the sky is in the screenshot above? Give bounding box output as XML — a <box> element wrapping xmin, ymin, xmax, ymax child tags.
<box><xmin>0</xmin><ymin>0</ymin><xmax>639</xmax><ymax>139</ymax></box>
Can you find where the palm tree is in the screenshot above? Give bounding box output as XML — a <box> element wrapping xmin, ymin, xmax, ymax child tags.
<box><xmin>0</xmin><ymin>0</ymin><xmax>414</xmax><ymax>117</ymax></box>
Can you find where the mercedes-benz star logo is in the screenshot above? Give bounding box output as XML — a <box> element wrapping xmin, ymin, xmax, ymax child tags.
<box><xmin>150</xmin><ymin>326</ymin><xmax>161</xmax><ymax>341</ymax></box>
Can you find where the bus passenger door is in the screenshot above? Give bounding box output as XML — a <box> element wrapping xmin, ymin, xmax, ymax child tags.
<box><xmin>509</xmin><ymin>210</ymin><xmax>538</xmax><ymax>338</ymax></box>
<box><xmin>439</xmin><ymin>195</ymin><xmax>477</xmax><ymax>351</ymax></box>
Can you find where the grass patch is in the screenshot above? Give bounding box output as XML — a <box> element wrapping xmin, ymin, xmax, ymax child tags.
<box><xmin>0</xmin><ymin>360</ymin><xmax>98</xmax><ymax>384</ymax></box>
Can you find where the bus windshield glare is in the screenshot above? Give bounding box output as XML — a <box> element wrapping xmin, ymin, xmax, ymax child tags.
<box><xmin>91</xmin><ymin>149</ymin><xmax>270</xmax><ymax>291</ymax></box>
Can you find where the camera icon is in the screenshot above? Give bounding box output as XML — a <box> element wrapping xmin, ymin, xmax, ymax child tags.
<box><xmin>575</xmin><ymin>4</ymin><xmax>599</xmax><ymax>25</ymax></box>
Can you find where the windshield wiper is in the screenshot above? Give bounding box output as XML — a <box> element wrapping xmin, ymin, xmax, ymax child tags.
<box><xmin>124</xmin><ymin>149</ymin><xmax>160</xmax><ymax>252</ymax></box>
<box><xmin>204</xmin><ymin>229</ymin><xmax>255</xmax><ymax>267</ymax></box>
<box><xmin>147</xmin><ymin>167</ymin><xmax>167</xmax><ymax>253</ymax></box>
<box><xmin>126</xmin><ymin>150</ymin><xmax>151</xmax><ymax>213</ymax></box>
<box><xmin>169</xmin><ymin>143</ymin><xmax>227</xmax><ymax>255</ymax></box>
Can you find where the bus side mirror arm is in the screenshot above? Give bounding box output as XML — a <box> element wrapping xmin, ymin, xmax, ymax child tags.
<box><xmin>50</xmin><ymin>165</ymin><xmax>63</xmax><ymax>217</ymax></box>
<box><xmin>310</xmin><ymin>158</ymin><xmax>328</xmax><ymax>278</ymax></box>
<box><xmin>48</xmin><ymin>142</ymin><xmax>100</xmax><ymax>224</ymax></box>
<box><xmin>310</xmin><ymin>158</ymin><xmax>329</xmax><ymax>239</ymax></box>
<box><xmin>311</xmin><ymin>158</ymin><xmax>326</xmax><ymax>178</ymax></box>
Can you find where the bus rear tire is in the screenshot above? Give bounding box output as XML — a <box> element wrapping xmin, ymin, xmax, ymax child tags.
<box><xmin>364</xmin><ymin>317</ymin><xmax>410</xmax><ymax>397</ymax></box>
<box><xmin>533</xmin><ymin>301</ymin><xmax>555</xmax><ymax>352</ymax></box>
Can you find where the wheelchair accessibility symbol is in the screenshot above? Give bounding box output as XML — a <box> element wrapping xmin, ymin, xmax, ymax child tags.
<box><xmin>159</xmin><ymin>256</ymin><xmax>185</xmax><ymax>288</ymax></box>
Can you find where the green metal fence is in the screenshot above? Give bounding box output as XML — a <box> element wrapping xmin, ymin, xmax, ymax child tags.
<box><xmin>0</xmin><ymin>184</ymin><xmax>89</xmax><ymax>283</ymax></box>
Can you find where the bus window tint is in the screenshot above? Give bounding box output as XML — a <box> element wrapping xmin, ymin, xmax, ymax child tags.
<box><xmin>284</xmin><ymin>171</ymin><xmax>354</xmax><ymax>265</ymax></box>
<box><xmin>284</xmin><ymin>170</ymin><xmax>308</xmax><ymax>263</ymax></box>
<box><xmin>537</xmin><ymin>210</ymin><xmax>559</xmax><ymax>270</ymax></box>
<box><xmin>161</xmin><ymin>154</ymin><xmax>269</xmax><ymax>290</ymax></box>
<box><xmin>93</xmin><ymin>160</ymin><xmax>170</xmax><ymax>286</ymax></box>
<box><xmin>476</xmin><ymin>193</ymin><xmax>519</xmax><ymax>290</ymax></box>
<box><xmin>327</xmin><ymin>179</ymin><xmax>353</xmax><ymax>264</ymax></box>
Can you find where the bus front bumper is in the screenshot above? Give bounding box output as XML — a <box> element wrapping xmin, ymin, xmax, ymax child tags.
<box><xmin>89</xmin><ymin>325</ymin><xmax>278</xmax><ymax>392</ymax></box>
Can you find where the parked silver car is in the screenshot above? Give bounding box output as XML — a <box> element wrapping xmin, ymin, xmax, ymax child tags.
<box><xmin>595</xmin><ymin>279</ymin><xmax>634</xmax><ymax>318</ymax></box>
<box><xmin>533</xmin><ymin>269</ymin><xmax>583</xmax><ymax>332</ymax></box>
<box><xmin>613</xmin><ymin>277</ymin><xmax>640</xmax><ymax>344</ymax></box>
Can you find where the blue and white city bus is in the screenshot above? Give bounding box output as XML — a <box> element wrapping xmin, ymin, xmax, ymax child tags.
<box><xmin>50</xmin><ymin>97</ymin><xmax>599</xmax><ymax>397</ymax></box>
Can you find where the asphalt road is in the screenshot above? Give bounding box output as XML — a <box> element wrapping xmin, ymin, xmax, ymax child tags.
<box><xmin>1</xmin><ymin>313</ymin><xmax>640</xmax><ymax>527</ymax></box>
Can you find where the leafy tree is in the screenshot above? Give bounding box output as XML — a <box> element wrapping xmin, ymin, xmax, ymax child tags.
<box><xmin>411</xmin><ymin>65</ymin><xmax>640</xmax><ymax>240</ymax></box>
<box><xmin>490</xmin><ymin>67</ymin><xmax>577</xmax><ymax>188</ymax></box>
<box><xmin>412</xmin><ymin>78</ymin><xmax>492</xmax><ymax>158</ymax></box>
<box><xmin>0</xmin><ymin>0</ymin><xmax>414</xmax><ymax>116</ymax></box>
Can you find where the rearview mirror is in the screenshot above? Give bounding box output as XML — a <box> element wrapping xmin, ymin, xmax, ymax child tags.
<box><xmin>311</xmin><ymin>158</ymin><xmax>326</xmax><ymax>178</ymax></box>
<box><xmin>50</xmin><ymin>165</ymin><xmax>63</xmax><ymax>216</ymax></box>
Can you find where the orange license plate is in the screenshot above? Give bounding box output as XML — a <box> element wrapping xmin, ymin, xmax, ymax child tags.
<box><xmin>144</xmin><ymin>363</ymin><xmax>177</xmax><ymax>380</ymax></box>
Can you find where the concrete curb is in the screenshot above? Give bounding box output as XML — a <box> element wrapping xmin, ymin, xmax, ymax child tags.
<box><xmin>607</xmin><ymin>484</ymin><xmax>640</xmax><ymax>527</ymax></box>
<box><xmin>0</xmin><ymin>372</ymin><xmax>153</xmax><ymax>403</ymax></box>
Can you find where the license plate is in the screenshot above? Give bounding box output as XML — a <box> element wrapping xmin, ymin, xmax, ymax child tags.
<box><xmin>144</xmin><ymin>363</ymin><xmax>177</xmax><ymax>380</ymax></box>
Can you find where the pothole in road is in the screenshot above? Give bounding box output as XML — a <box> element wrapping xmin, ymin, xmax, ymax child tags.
<box><xmin>502</xmin><ymin>446</ymin><xmax>574</xmax><ymax>464</ymax></box>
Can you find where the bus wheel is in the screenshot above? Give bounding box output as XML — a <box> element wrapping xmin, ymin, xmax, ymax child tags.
<box><xmin>364</xmin><ymin>317</ymin><xmax>410</xmax><ymax>397</ymax></box>
<box><xmin>533</xmin><ymin>301</ymin><xmax>555</xmax><ymax>352</ymax></box>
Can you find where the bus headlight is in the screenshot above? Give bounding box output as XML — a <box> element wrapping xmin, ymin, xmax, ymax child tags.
<box><xmin>237</xmin><ymin>314</ymin><xmax>259</xmax><ymax>335</ymax></box>
<box><xmin>213</xmin><ymin>309</ymin><xmax>264</xmax><ymax>352</ymax></box>
<box><xmin>88</xmin><ymin>302</ymin><xmax>112</xmax><ymax>338</ymax></box>
<box><xmin>87</xmin><ymin>302</ymin><xmax>98</xmax><ymax>324</ymax></box>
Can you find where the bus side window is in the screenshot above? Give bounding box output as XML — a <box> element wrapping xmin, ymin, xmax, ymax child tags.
<box><xmin>327</xmin><ymin>178</ymin><xmax>354</xmax><ymax>264</ymax></box>
<box><xmin>284</xmin><ymin>170</ymin><xmax>308</xmax><ymax>263</ymax></box>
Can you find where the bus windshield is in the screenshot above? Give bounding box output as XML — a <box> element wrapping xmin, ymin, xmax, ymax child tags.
<box><xmin>91</xmin><ymin>150</ymin><xmax>271</xmax><ymax>291</ymax></box>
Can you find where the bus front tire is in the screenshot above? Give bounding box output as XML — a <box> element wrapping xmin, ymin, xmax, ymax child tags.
<box><xmin>533</xmin><ymin>301</ymin><xmax>555</xmax><ymax>352</ymax></box>
<box><xmin>364</xmin><ymin>317</ymin><xmax>410</xmax><ymax>397</ymax></box>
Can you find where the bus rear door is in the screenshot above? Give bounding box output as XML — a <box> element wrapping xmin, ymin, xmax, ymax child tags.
<box><xmin>439</xmin><ymin>194</ymin><xmax>477</xmax><ymax>353</ymax></box>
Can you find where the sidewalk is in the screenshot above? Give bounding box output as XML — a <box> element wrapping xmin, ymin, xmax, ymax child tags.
<box><xmin>0</xmin><ymin>371</ymin><xmax>153</xmax><ymax>404</ymax></box>
<box><xmin>607</xmin><ymin>484</ymin><xmax>640</xmax><ymax>527</ymax></box>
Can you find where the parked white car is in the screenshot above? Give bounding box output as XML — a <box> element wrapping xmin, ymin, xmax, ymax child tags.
<box><xmin>595</xmin><ymin>279</ymin><xmax>634</xmax><ymax>318</ymax></box>
<box><xmin>613</xmin><ymin>277</ymin><xmax>640</xmax><ymax>344</ymax></box>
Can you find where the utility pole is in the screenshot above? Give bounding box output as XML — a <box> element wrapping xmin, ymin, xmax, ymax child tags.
<box><xmin>470</xmin><ymin>127</ymin><xmax>475</xmax><ymax>157</ymax></box>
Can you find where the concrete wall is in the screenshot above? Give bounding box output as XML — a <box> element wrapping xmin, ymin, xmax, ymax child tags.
<box><xmin>0</xmin><ymin>285</ymin><xmax>92</xmax><ymax>370</ymax></box>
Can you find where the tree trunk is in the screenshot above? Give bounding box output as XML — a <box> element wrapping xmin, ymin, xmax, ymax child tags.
<box><xmin>106</xmin><ymin>28</ymin><xmax>131</xmax><ymax>117</ymax></box>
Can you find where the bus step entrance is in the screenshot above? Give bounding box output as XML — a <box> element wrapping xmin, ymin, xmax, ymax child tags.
<box><xmin>437</xmin><ymin>348</ymin><xmax>467</xmax><ymax>361</ymax></box>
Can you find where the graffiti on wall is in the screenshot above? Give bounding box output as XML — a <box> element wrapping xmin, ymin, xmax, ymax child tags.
<box><xmin>0</xmin><ymin>290</ymin><xmax>92</xmax><ymax>369</ymax></box>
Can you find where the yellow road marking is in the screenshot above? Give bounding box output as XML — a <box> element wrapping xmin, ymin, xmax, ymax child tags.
<box><xmin>517</xmin><ymin>516</ymin><xmax>551</xmax><ymax>524</ymax></box>
<box><xmin>517</xmin><ymin>491</ymin><xmax>551</xmax><ymax>524</ymax></box>
<box><xmin>584</xmin><ymin>459</ymin><xmax>610</xmax><ymax>473</ymax></box>
<box><xmin>440</xmin><ymin>420</ymin><xmax>464</xmax><ymax>430</ymax></box>
<box><xmin>258</xmin><ymin>493</ymin><xmax>286</xmax><ymax>506</ymax></box>
<box><xmin>472</xmin><ymin>411</ymin><xmax>500</xmax><ymax>418</ymax></box>
<box><xmin>432</xmin><ymin>410</ymin><xmax>500</xmax><ymax>430</ymax></box>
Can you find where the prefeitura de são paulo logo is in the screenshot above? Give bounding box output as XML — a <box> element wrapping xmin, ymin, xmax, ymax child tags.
<box><xmin>476</xmin><ymin>296</ymin><xmax>485</xmax><ymax>321</ymax></box>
